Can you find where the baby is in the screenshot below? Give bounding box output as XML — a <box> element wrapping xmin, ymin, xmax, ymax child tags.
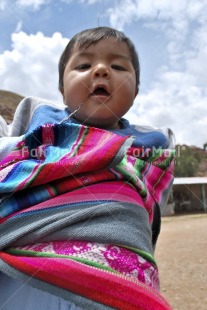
<box><xmin>0</xmin><ymin>27</ymin><xmax>174</xmax><ymax>309</ymax></box>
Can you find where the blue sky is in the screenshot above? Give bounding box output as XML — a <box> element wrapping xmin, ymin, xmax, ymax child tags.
<box><xmin>0</xmin><ymin>0</ymin><xmax>207</xmax><ymax>147</ymax></box>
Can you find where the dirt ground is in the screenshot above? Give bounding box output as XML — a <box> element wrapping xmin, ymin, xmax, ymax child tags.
<box><xmin>155</xmin><ymin>213</ymin><xmax>207</xmax><ymax>310</ymax></box>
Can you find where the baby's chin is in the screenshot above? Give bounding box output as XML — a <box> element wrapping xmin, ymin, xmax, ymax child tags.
<box><xmin>86</xmin><ymin>120</ymin><xmax>120</xmax><ymax>130</ymax></box>
<box><xmin>74</xmin><ymin>115</ymin><xmax>117</xmax><ymax>129</ymax></box>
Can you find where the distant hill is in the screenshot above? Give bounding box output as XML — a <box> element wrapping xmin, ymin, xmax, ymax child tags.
<box><xmin>175</xmin><ymin>144</ymin><xmax>207</xmax><ymax>177</ymax></box>
<box><xmin>0</xmin><ymin>90</ymin><xmax>24</xmax><ymax>124</ymax></box>
<box><xmin>190</xmin><ymin>146</ymin><xmax>207</xmax><ymax>177</ymax></box>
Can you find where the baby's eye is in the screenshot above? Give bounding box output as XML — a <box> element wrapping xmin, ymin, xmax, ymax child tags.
<box><xmin>76</xmin><ymin>64</ymin><xmax>91</xmax><ymax>70</ymax></box>
<box><xmin>111</xmin><ymin>64</ymin><xmax>126</xmax><ymax>71</ymax></box>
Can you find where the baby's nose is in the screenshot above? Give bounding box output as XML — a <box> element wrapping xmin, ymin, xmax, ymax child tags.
<box><xmin>92</xmin><ymin>64</ymin><xmax>110</xmax><ymax>79</ymax></box>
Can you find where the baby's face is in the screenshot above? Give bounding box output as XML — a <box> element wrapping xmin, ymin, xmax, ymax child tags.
<box><xmin>61</xmin><ymin>38</ymin><xmax>137</xmax><ymax>129</ymax></box>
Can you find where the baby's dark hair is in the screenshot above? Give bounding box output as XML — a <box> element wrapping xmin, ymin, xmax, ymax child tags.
<box><xmin>58</xmin><ymin>26</ymin><xmax>140</xmax><ymax>92</ymax></box>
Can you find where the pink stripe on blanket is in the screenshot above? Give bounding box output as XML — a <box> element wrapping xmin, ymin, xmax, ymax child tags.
<box><xmin>15</xmin><ymin>181</ymin><xmax>145</xmax><ymax>214</ymax></box>
<box><xmin>0</xmin><ymin>252</ymin><xmax>172</xmax><ymax>309</ymax></box>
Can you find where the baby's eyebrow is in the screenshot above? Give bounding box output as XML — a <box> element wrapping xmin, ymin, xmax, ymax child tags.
<box><xmin>76</xmin><ymin>51</ymin><xmax>130</xmax><ymax>61</ymax></box>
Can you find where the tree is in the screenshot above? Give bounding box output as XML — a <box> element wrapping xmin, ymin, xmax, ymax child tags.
<box><xmin>174</xmin><ymin>145</ymin><xmax>200</xmax><ymax>177</ymax></box>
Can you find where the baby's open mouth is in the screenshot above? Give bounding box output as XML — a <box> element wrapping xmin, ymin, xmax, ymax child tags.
<box><xmin>92</xmin><ymin>87</ymin><xmax>110</xmax><ymax>96</ymax></box>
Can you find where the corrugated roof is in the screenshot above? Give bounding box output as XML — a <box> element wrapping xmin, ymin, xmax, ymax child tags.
<box><xmin>173</xmin><ymin>177</ymin><xmax>207</xmax><ymax>185</ymax></box>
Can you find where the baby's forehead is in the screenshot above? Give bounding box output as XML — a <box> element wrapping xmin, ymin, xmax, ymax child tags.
<box><xmin>71</xmin><ymin>38</ymin><xmax>131</xmax><ymax>57</ymax></box>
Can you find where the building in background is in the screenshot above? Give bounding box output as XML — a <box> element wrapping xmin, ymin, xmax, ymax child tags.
<box><xmin>171</xmin><ymin>177</ymin><xmax>207</xmax><ymax>214</ymax></box>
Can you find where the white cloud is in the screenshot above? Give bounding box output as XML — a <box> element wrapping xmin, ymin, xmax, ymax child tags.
<box><xmin>107</xmin><ymin>0</ymin><xmax>207</xmax><ymax>50</ymax></box>
<box><xmin>0</xmin><ymin>0</ymin><xmax>6</xmax><ymax>10</ymax></box>
<box><xmin>107</xmin><ymin>0</ymin><xmax>206</xmax><ymax>28</ymax></box>
<box><xmin>15</xmin><ymin>21</ymin><xmax>22</xmax><ymax>32</ymax></box>
<box><xmin>16</xmin><ymin>0</ymin><xmax>50</xmax><ymax>10</ymax></box>
<box><xmin>0</xmin><ymin>0</ymin><xmax>55</xmax><ymax>11</ymax></box>
<box><xmin>0</xmin><ymin>0</ymin><xmax>206</xmax><ymax>147</ymax></box>
<box><xmin>79</xmin><ymin>0</ymin><xmax>103</xmax><ymax>4</ymax></box>
<box><xmin>185</xmin><ymin>22</ymin><xmax>207</xmax><ymax>88</ymax></box>
<box><xmin>109</xmin><ymin>0</ymin><xmax>207</xmax><ymax>147</ymax></box>
<box><xmin>126</xmin><ymin>68</ymin><xmax>207</xmax><ymax>147</ymax></box>
<box><xmin>0</xmin><ymin>31</ymin><xmax>69</xmax><ymax>103</ymax></box>
<box><xmin>107</xmin><ymin>0</ymin><xmax>137</xmax><ymax>30</ymax></box>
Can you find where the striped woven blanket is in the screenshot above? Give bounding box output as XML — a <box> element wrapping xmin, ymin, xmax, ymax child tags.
<box><xmin>0</xmin><ymin>119</ymin><xmax>174</xmax><ymax>309</ymax></box>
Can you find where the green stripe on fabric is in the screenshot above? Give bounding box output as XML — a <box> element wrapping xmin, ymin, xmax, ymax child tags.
<box><xmin>147</xmin><ymin>149</ymin><xmax>175</xmax><ymax>169</ymax></box>
<box><xmin>6</xmin><ymin>248</ymin><xmax>120</xmax><ymax>274</ymax></box>
<box><xmin>117</xmin><ymin>245</ymin><xmax>157</xmax><ymax>265</ymax></box>
<box><xmin>70</xmin><ymin>127</ymin><xmax>89</xmax><ymax>157</ymax></box>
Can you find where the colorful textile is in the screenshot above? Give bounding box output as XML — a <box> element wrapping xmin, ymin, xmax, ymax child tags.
<box><xmin>7</xmin><ymin>240</ymin><xmax>160</xmax><ymax>290</ymax></box>
<box><xmin>0</xmin><ymin>251</ymin><xmax>172</xmax><ymax>310</ymax></box>
<box><xmin>0</xmin><ymin>122</ymin><xmax>174</xmax><ymax>219</ymax></box>
<box><xmin>0</xmin><ymin>123</ymin><xmax>132</xmax><ymax>216</ymax></box>
<box><xmin>0</xmin><ymin>98</ymin><xmax>174</xmax><ymax>309</ymax></box>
